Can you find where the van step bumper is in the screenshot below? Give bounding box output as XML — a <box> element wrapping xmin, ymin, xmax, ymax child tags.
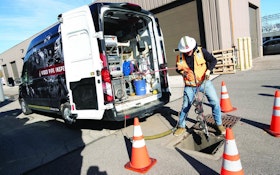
<box><xmin>103</xmin><ymin>100</ymin><xmax>164</xmax><ymax>121</ymax></box>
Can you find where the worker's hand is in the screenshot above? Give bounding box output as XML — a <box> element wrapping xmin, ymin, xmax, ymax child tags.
<box><xmin>205</xmin><ymin>70</ymin><xmax>211</xmax><ymax>80</ymax></box>
<box><xmin>176</xmin><ymin>62</ymin><xmax>184</xmax><ymax>70</ymax></box>
<box><xmin>182</xmin><ymin>71</ymin><xmax>188</xmax><ymax>78</ymax></box>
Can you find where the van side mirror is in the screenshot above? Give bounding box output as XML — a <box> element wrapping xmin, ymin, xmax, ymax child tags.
<box><xmin>57</xmin><ymin>14</ymin><xmax>63</xmax><ymax>23</ymax></box>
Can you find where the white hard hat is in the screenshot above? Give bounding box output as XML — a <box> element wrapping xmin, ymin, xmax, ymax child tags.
<box><xmin>178</xmin><ymin>36</ymin><xmax>196</xmax><ymax>53</ymax></box>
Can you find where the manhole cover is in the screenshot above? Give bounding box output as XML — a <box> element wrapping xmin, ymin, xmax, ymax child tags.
<box><xmin>192</xmin><ymin>114</ymin><xmax>241</xmax><ymax>134</ymax></box>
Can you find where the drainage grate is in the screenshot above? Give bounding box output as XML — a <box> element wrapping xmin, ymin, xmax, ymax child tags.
<box><xmin>191</xmin><ymin>114</ymin><xmax>241</xmax><ymax>134</ymax></box>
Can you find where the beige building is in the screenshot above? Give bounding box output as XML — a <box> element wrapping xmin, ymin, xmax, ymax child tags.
<box><xmin>0</xmin><ymin>0</ymin><xmax>261</xmax><ymax>83</ymax></box>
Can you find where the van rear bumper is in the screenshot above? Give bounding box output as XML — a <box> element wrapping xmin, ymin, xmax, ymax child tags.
<box><xmin>103</xmin><ymin>100</ymin><xmax>165</xmax><ymax>121</ymax></box>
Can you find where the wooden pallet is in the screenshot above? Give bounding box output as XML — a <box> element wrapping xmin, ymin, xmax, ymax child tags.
<box><xmin>212</xmin><ymin>48</ymin><xmax>236</xmax><ymax>74</ymax></box>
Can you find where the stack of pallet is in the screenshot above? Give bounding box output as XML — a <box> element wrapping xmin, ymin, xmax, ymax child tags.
<box><xmin>212</xmin><ymin>48</ymin><xmax>236</xmax><ymax>74</ymax></box>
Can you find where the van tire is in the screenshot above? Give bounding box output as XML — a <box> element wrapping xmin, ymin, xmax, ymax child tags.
<box><xmin>20</xmin><ymin>98</ymin><xmax>32</xmax><ymax>115</ymax></box>
<box><xmin>62</xmin><ymin>102</ymin><xmax>76</xmax><ymax>125</ymax></box>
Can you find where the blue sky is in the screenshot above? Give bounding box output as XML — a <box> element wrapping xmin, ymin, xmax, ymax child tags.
<box><xmin>0</xmin><ymin>0</ymin><xmax>93</xmax><ymax>54</ymax></box>
<box><xmin>0</xmin><ymin>0</ymin><xmax>279</xmax><ymax>54</ymax></box>
<box><xmin>260</xmin><ymin>0</ymin><xmax>279</xmax><ymax>16</ymax></box>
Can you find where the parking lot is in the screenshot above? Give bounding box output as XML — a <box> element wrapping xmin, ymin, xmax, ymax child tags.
<box><xmin>1</xmin><ymin>55</ymin><xmax>280</xmax><ymax>174</ymax></box>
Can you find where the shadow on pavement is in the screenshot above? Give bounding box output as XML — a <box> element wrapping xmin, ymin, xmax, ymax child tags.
<box><xmin>23</xmin><ymin>145</ymin><xmax>107</xmax><ymax>175</ymax></box>
<box><xmin>0</xmin><ymin>108</ymin><xmax>22</xmax><ymax>118</ymax></box>
<box><xmin>155</xmin><ymin>106</ymin><xmax>178</xmax><ymax>128</ymax></box>
<box><xmin>124</xmin><ymin>136</ymin><xmax>133</xmax><ymax>162</ymax></box>
<box><xmin>155</xmin><ymin>106</ymin><xmax>197</xmax><ymax>128</ymax></box>
<box><xmin>175</xmin><ymin>147</ymin><xmax>219</xmax><ymax>175</ymax></box>
<box><xmin>29</xmin><ymin>110</ymin><xmax>135</xmax><ymax>131</ymax></box>
<box><xmin>74</xmin><ymin>119</ymin><xmax>134</xmax><ymax>131</ymax></box>
<box><xmin>87</xmin><ymin>166</ymin><xmax>108</xmax><ymax>175</ymax></box>
<box><xmin>0</xmin><ymin>109</ymin><xmax>84</xmax><ymax>175</ymax></box>
<box><xmin>258</xmin><ymin>93</ymin><xmax>274</xmax><ymax>97</ymax></box>
<box><xmin>262</xmin><ymin>85</ymin><xmax>280</xmax><ymax>90</ymax></box>
<box><xmin>259</xmin><ymin>85</ymin><xmax>280</xmax><ymax>97</ymax></box>
<box><xmin>0</xmin><ymin>99</ymin><xmax>14</xmax><ymax>108</ymax></box>
<box><xmin>240</xmin><ymin>118</ymin><xmax>270</xmax><ymax>130</ymax></box>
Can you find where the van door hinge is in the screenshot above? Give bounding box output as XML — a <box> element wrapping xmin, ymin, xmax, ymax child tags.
<box><xmin>96</xmin><ymin>70</ymin><xmax>101</xmax><ymax>76</ymax></box>
<box><xmin>93</xmin><ymin>31</ymin><xmax>103</xmax><ymax>39</ymax></box>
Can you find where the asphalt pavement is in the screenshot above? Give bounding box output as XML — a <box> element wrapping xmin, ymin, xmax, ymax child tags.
<box><xmin>1</xmin><ymin>55</ymin><xmax>280</xmax><ymax>175</ymax></box>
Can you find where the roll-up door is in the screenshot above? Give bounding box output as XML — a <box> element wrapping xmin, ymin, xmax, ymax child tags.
<box><xmin>153</xmin><ymin>1</ymin><xmax>201</xmax><ymax>75</ymax></box>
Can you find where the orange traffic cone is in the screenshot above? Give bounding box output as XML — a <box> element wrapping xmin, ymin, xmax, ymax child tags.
<box><xmin>265</xmin><ymin>90</ymin><xmax>280</xmax><ymax>137</ymax></box>
<box><xmin>221</xmin><ymin>128</ymin><xmax>244</xmax><ymax>175</ymax></box>
<box><xmin>124</xmin><ymin>117</ymin><xmax>157</xmax><ymax>173</ymax></box>
<box><xmin>220</xmin><ymin>81</ymin><xmax>237</xmax><ymax>113</ymax></box>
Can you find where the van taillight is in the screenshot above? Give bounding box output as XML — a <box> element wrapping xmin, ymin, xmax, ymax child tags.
<box><xmin>101</xmin><ymin>68</ymin><xmax>114</xmax><ymax>103</ymax></box>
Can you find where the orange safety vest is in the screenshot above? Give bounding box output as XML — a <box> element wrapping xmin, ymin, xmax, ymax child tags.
<box><xmin>176</xmin><ymin>47</ymin><xmax>207</xmax><ymax>86</ymax></box>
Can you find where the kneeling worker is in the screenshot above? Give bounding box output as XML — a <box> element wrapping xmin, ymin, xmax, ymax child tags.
<box><xmin>174</xmin><ymin>36</ymin><xmax>225</xmax><ymax>136</ymax></box>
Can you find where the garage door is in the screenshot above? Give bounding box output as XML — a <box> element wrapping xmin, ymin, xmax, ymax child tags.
<box><xmin>154</xmin><ymin>1</ymin><xmax>200</xmax><ymax>76</ymax></box>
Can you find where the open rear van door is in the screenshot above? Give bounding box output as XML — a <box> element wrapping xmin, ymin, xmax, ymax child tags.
<box><xmin>60</xmin><ymin>5</ymin><xmax>105</xmax><ymax>121</ymax></box>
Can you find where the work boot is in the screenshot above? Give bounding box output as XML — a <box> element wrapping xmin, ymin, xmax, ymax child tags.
<box><xmin>217</xmin><ymin>125</ymin><xmax>226</xmax><ymax>135</ymax></box>
<box><xmin>174</xmin><ymin>127</ymin><xmax>186</xmax><ymax>136</ymax></box>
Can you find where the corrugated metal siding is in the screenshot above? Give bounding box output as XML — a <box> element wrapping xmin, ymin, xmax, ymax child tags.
<box><xmin>95</xmin><ymin>0</ymin><xmax>177</xmax><ymax>10</ymax></box>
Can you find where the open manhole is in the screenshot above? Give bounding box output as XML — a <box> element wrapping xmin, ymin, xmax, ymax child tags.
<box><xmin>175</xmin><ymin>130</ymin><xmax>225</xmax><ymax>160</ymax></box>
<box><xmin>174</xmin><ymin>114</ymin><xmax>241</xmax><ymax>160</ymax></box>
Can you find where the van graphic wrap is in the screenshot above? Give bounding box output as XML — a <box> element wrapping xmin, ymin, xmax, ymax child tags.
<box><xmin>20</xmin><ymin>24</ymin><xmax>67</xmax><ymax>107</ymax></box>
<box><xmin>39</xmin><ymin>63</ymin><xmax>65</xmax><ymax>77</ymax></box>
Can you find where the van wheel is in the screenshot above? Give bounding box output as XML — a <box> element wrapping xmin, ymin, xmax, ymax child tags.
<box><xmin>20</xmin><ymin>98</ymin><xmax>32</xmax><ymax>115</ymax></box>
<box><xmin>62</xmin><ymin>102</ymin><xmax>76</xmax><ymax>125</ymax></box>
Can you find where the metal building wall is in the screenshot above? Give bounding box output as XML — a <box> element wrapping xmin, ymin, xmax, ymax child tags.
<box><xmin>195</xmin><ymin>0</ymin><xmax>261</xmax><ymax>57</ymax></box>
<box><xmin>229</xmin><ymin>0</ymin><xmax>261</xmax><ymax>56</ymax></box>
<box><xmin>0</xmin><ymin>38</ymin><xmax>31</xmax><ymax>84</ymax></box>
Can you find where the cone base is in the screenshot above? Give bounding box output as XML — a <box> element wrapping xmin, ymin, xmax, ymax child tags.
<box><xmin>265</xmin><ymin>128</ymin><xmax>280</xmax><ymax>138</ymax></box>
<box><xmin>125</xmin><ymin>158</ymin><xmax>157</xmax><ymax>174</ymax></box>
<box><xmin>221</xmin><ymin>167</ymin><xmax>244</xmax><ymax>175</ymax></box>
<box><xmin>221</xmin><ymin>107</ymin><xmax>237</xmax><ymax>113</ymax></box>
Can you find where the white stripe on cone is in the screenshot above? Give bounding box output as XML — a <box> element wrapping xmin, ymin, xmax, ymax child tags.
<box><xmin>134</xmin><ymin>125</ymin><xmax>143</xmax><ymax>137</ymax></box>
<box><xmin>133</xmin><ymin>139</ymin><xmax>146</xmax><ymax>148</ymax></box>
<box><xmin>133</xmin><ymin>125</ymin><xmax>146</xmax><ymax>148</ymax></box>
<box><xmin>274</xmin><ymin>97</ymin><xmax>280</xmax><ymax>106</ymax></box>
<box><xmin>221</xmin><ymin>94</ymin><xmax>229</xmax><ymax>99</ymax></box>
<box><xmin>273</xmin><ymin>96</ymin><xmax>280</xmax><ymax>116</ymax></box>
<box><xmin>222</xmin><ymin>159</ymin><xmax>243</xmax><ymax>172</ymax></box>
<box><xmin>273</xmin><ymin>109</ymin><xmax>280</xmax><ymax>117</ymax></box>
<box><xmin>221</xmin><ymin>86</ymin><xmax>227</xmax><ymax>92</ymax></box>
<box><xmin>224</xmin><ymin>140</ymin><xmax>239</xmax><ymax>155</ymax></box>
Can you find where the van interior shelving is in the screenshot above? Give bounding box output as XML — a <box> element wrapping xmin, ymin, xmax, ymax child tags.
<box><xmin>103</xmin><ymin>9</ymin><xmax>159</xmax><ymax>103</ymax></box>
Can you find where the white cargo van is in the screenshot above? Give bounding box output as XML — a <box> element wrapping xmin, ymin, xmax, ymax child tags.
<box><xmin>19</xmin><ymin>2</ymin><xmax>170</xmax><ymax>125</ymax></box>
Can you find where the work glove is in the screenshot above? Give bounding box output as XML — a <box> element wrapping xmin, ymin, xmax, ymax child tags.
<box><xmin>176</xmin><ymin>62</ymin><xmax>184</xmax><ymax>71</ymax></box>
<box><xmin>182</xmin><ymin>71</ymin><xmax>188</xmax><ymax>78</ymax></box>
<box><xmin>205</xmin><ymin>69</ymin><xmax>211</xmax><ymax>80</ymax></box>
